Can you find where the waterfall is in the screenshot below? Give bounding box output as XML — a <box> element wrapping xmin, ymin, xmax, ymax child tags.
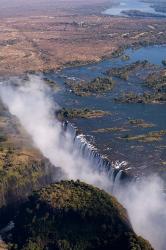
<box><xmin>112</xmin><ymin>170</ymin><xmax>123</xmax><ymax>194</ymax></box>
<box><xmin>63</xmin><ymin>120</ymin><xmax>124</xmax><ymax>192</ymax></box>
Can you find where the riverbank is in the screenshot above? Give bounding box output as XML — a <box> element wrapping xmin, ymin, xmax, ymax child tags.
<box><xmin>0</xmin><ymin>0</ymin><xmax>166</xmax><ymax>76</ymax></box>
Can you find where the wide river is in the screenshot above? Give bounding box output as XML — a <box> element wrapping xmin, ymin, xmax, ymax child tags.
<box><xmin>45</xmin><ymin>45</ymin><xmax>166</xmax><ymax>180</ymax></box>
<box><xmin>103</xmin><ymin>0</ymin><xmax>166</xmax><ymax>17</ymax></box>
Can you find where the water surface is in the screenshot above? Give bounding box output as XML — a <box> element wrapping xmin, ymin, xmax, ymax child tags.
<box><xmin>45</xmin><ymin>45</ymin><xmax>166</xmax><ymax>179</ymax></box>
<box><xmin>103</xmin><ymin>0</ymin><xmax>166</xmax><ymax>17</ymax></box>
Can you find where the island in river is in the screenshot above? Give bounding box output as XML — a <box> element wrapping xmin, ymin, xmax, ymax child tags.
<box><xmin>0</xmin><ymin>0</ymin><xmax>166</xmax><ymax>249</ymax></box>
<box><xmin>46</xmin><ymin>45</ymin><xmax>166</xmax><ymax>181</ymax></box>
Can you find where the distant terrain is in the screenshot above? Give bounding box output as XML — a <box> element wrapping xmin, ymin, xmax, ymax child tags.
<box><xmin>0</xmin><ymin>0</ymin><xmax>165</xmax><ymax>76</ymax></box>
<box><xmin>0</xmin><ymin>0</ymin><xmax>166</xmax><ymax>249</ymax></box>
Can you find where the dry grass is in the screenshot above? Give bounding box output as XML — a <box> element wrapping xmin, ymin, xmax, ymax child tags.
<box><xmin>0</xmin><ymin>7</ymin><xmax>165</xmax><ymax>76</ymax></box>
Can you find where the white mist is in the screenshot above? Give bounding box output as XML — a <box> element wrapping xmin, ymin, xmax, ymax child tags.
<box><xmin>0</xmin><ymin>76</ymin><xmax>166</xmax><ymax>250</ymax></box>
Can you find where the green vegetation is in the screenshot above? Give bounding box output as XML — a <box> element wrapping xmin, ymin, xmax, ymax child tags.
<box><xmin>56</xmin><ymin>108</ymin><xmax>110</xmax><ymax>120</ymax></box>
<box><xmin>106</xmin><ymin>60</ymin><xmax>149</xmax><ymax>80</ymax></box>
<box><xmin>0</xmin><ymin>147</ymin><xmax>58</xmax><ymax>211</ymax></box>
<box><xmin>111</xmin><ymin>48</ymin><xmax>124</xmax><ymax>58</ymax></box>
<box><xmin>66</xmin><ymin>77</ymin><xmax>115</xmax><ymax>96</ymax></box>
<box><xmin>115</xmin><ymin>92</ymin><xmax>166</xmax><ymax>104</ymax></box>
<box><xmin>145</xmin><ymin>73</ymin><xmax>166</xmax><ymax>92</ymax></box>
<box><xmin>64</xmin><ymin>60</ymin><xmax>95</xmax><ymax>68</ymax></box>
<box><xmin>109</xmin><ymin>62</ymin><xmax>166</xmax><ymax>104</ymax></box>
<box><xmin>121</xmin><ymin>130</ymin><xmax>166</xmax><ymax>142</ymax></box>
<box><xmin>0</xmin><ymin>104</ymin><xmax>58</xmax><ymax>212</ymax></box>
<box><xmin>7</xmin><ymin>181</ymin><xmax>153</xmax><ymax>250</ymax></box>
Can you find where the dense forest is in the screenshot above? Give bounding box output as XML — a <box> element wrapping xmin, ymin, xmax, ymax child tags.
<box><xmin>5</xmin><ymin>181</ymin><xmax>153</xmax><ymax>250</ymax></box>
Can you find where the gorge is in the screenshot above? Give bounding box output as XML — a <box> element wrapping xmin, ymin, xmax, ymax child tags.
<box><xmin>0</xmin><ymin>0</ymin><xmax>166</xmax><ymax>249</ymax></box>
<box><xmin>0</xmin><ymin>75</ymin><xmax>166</xmax><ymax>250</ymax></box>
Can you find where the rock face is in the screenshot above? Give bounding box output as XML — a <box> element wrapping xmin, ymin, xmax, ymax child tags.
<box><xmin>0</xmin><ymin>103</ymin><xmax>62</xmax><ymax>248</ymax></box>
<box><xmin>0</xmin><ymin>155</ymin><xmax>62</xmax><ymax>228</ymax></box>
<box><xmin>8</xmin><ymin>181</ymin><xmax>153</xmax><ymax>250</ymax></box>
<box><xmin>0</xmin><ymin>102</ymin><xmax>62</xmax><ymax>225</ymax></box>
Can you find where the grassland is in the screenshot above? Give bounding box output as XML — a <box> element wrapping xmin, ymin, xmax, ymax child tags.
<box><xmin>0</xmin><ymin>1</ymin><xmax>165</xmax><ymax>76</ymax></box>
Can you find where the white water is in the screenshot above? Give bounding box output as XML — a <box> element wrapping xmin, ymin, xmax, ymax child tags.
<box><xmin>0</xmin><ymin>75</ymin><xmax>166</xmax><ymax>250</ymax></box>
<box><xmin>0</xmin><ymin>76</ymin><xmax>119</xmax><ymax>193</ymax></box>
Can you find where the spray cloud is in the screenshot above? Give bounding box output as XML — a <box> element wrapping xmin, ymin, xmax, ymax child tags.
<box><xmin>0</xmin><ymin>75</ymin><xmax>166</xmax><ymax>250</ymax></box>
<box><xmin>0</xmin><ymin>75</ymin><xmax>112</xmax><ymax>190</ymax></box>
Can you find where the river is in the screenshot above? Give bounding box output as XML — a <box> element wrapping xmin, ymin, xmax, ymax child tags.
<box><xmin>45</xmin><ymin>45</ymin><xmax>166</xmax><ymax>180</ymax></box>
<box><xmin>103</xmin><ymin>0</ymin><xmax>166</xmax><ymax>17</ymax></box>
